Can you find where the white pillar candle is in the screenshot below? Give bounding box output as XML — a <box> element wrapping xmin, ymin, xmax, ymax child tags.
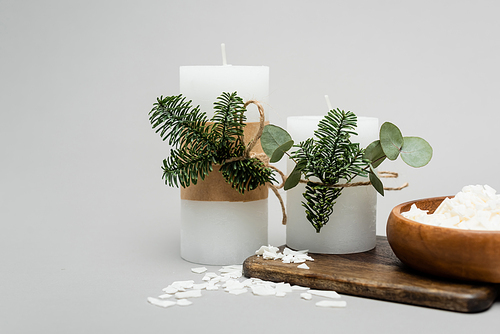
<box><xmin>178</xmin><ymin>56</ymin><xmax>270</xmax><ymax>265</ymax></box>
<box><xmin>181</xmin><ymin>200</ymin><xmax>268</xmax><ymax>265</ymax></box>
<box><xmin>180</xmin><ymin>65</ymin><xmax>269</xmax><ymax>122</ymax></box>
<box><xmin>286</xmin><ymin>115</ymin><xmax>379</xmax><ymax>254</ymax></box>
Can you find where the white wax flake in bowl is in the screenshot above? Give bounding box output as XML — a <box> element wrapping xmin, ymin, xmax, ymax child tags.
<box><xmin>402</xmin><ymin>185</ymin><xmax>500</xmax><ymax>230</ymax></box>
<box><xmin>147</xmin><ymin>263</ymin><xmax>346</xmax><ymax>309</ymax></box>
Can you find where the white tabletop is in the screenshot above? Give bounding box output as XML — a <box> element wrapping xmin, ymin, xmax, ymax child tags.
<box><xmin>2</xmin><ymin>197</ymin><xmax>498</xmax><ymax>333</ymax></box>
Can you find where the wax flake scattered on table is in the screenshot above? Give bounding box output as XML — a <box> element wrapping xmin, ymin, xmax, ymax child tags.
<box><xmin>228</xmin><ymin>288</ymin><xmax>248</xmax><ymax>295</ymax></box>
<box><xmin>191</xmin><ymin>267</ymin><xmax>208</xmax><ymax>274</ymax></box>
<box><xmin>158</xmin><ymin>294</ymin><xmax>173</xmax><ymax>299</ymax></box>
<box><xmin>315</xmin><ymin>300</ymin><xmax>347</xmax><ymax>308</ymax></box>
<box><xmin>147</xmin><ymin>263</ymin><xmax>345</xmax><ymax>309</ymax></box>
<box><xmin>176</xmin><ymin>299</ymin><xmax>193</xmax><ymax>306</ymax></box>
<box><xmin>202</xmin><ymin>272</ymin><xmax>218</xmax><ymax>281</ymax></box>
<box><xmin>162</xmin><ymin>286</ymin><xmax>178</xmax><ymax>294</ymax></box>
<box><xmin>219</xmin><ymin>265</ymin><xmax>243</xmax><ymax>273</ymax></box>
<box><xmin>301</xmin><ymin>293</ymin><xmax>313</xmax><ymax>300</ymax></box>
<box><xmin>192</xmin><ymin>283</ymin><xmax>208</xmax><ymax>290</ymax></box>
<box><xmin>170</xmin><ymin>280</ymin><xmax>194</xmax><ymax>290</ymax></box>
<box><xmin>251</xmin><ymin>284</ymin><xmax>277</xmax><ymax>296</ymax></box>
<box><xmin>402</xmin><ymin>185</ymin><xmax>500</xmax><ymax>230</ymax></box>
<box><xmin>206</xmin><ymin>281</ymin><xmax>219</xmax><ymax>291</ymax></box>
<box><xmin>223</xmin><ymin>279</ymin><xmax>246</xmax><ymax>292</ymax></box>
<box><xmin>275</xmin><ymin>282</ymin><xmax>293</xmax><ymax>294</ymax></box>
<box><xmin>175</xmin><ymin>290</ymin><xmax>202</xmax><ymax>299</ymax></box>
<box><xmin>309</xmin><ymin>290</ymin><xmax>341</xmax><ymax>299</ymax></box>
<box><xmin>147</xmin><ymin>297</ymin><xmax>176</xmax><ymax>308</ymax></box>
<box><xmin>255</xmin><ymin>245</ymin><xmax>314</xmax><ymax>263</ymax></box>
<box><xmin>297</xmin><ymin>263</ymin><xmax>310</xmax><ymax>270</ymax></box>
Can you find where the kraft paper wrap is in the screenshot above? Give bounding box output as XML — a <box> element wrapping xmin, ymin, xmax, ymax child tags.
<box><xmin>181</xmin><ymin>121</ymin><xmax>270</xmax><ymax>202</ymax></box>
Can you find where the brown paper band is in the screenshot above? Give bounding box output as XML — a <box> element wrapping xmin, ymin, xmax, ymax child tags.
<box><xmin>181</xmin><ymin>165</ymin><xmax>268</xmax><ymax>202</ymax></box>
<box><xmin>181</xmin><ymin>121</ymin><xmax>270</xmax><ymax>202</ymax></box>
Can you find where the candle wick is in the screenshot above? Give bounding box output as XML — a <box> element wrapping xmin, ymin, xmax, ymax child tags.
<box><xmin>324</xmin><ymin>95</ymin><xmax>333</xmax><ymax>111</ymax></box>
<box><xmin>221</xmin><ymin>43</ymin><xmax>228</xmax><ymax>66</ymax></box>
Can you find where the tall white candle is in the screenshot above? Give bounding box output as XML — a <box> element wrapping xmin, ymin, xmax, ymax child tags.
<box><xmin>286</xmin><ymin>115</ymin><xmax>379</xmax><ymax>254</ymax></box>
<box><xmin>178</xmin><ymin>52</ymin><xmax>270</xmax><ymax>265</ymax></box>
<box><xmin>180</xmin><ymin>66</ymin><xmax>269</xmax><ymax>122</ymax></box>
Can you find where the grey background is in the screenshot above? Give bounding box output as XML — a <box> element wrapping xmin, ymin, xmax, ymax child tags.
<box><xmin>1</xmin><ymin>0</ymin><xmax>499</xmax><ymax>333</ymax></box>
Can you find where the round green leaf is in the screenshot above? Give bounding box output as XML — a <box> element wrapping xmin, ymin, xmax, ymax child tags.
<box><xmin>380</xmin><ymin>122</ymin><xmax>403</xmax><ymax>161</ymax></box>
<box><xmin>369</xmin><ymin>164</ymin><xmax>384</xmax><ymax>196</ymax></box>
<box><xmin>261</xmin><ymin>124</ymin><xmax>293</xmax><ymax>161</ymax></box>
<box><xmin>284</xmin><ymin>163</ymin><xmax>304</xmax><ymax>190</ymax></box>
<box><xmin>270</xmin><ymin>140</ymin><xmax>294</xmax><ymax>163</ymax></box>
<box><xmin>400</xmin><ymin>137</ymin><xmax>433</xmax><ymax>168</ymax></box>
<box><xmin>363</xmin><ymin>140</ymin><xmax>387</xmax><ymax>168</ymax></box>
<box><xmin>284</xmin><ymin>170</ymin><xmax>301</xmax><ymax>190</ymax></box>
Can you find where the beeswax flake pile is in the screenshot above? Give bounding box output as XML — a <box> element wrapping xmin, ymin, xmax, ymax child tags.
<box><xmin>147</xmin><ymin>247</ymin><xmax>345</xmax><ymax>309</ymax></box>
<box><xmin>403</xmin><ymin>185</ymin><xmax>500</xmax><ymax>230</ymax></box>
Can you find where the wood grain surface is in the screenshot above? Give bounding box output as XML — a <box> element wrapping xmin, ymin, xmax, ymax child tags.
<box><xmin>242</xmin><ymin>236</ymin><xmax>499</xmax><ymax>313</ymax></box>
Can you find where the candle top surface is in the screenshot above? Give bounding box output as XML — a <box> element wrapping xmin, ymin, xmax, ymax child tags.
<box><xmin>288</xmin><ymin>115</ymin><xmax>378</xmax><ymax>120</ymax></box>
<box><xmin>180</xmin><ymin>65</ymin><xmax>269</xmax><ymax>68</ymax></box>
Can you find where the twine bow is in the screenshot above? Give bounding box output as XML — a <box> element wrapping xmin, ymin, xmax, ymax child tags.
<box><xmin>223</xmin><ymin>100</ymin><xmax>288</xmax><ymax>225</ymax></box>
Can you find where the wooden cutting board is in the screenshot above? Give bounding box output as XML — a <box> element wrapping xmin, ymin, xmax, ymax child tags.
<box><xmin>242</xmin><ymin>236</ymin><xmax>499</xmax><ymax>313</ymax></box>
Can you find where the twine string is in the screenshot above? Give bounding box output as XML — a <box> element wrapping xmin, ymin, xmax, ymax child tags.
<box><xmin>298</xmin><ymin>171</ymin><xmax>409</xmax><ymax>190</ymax></box>
<box><xmin>223</xmin><ymin>100</ymin><xmax>288</xmax><ymax>225</ymax></box>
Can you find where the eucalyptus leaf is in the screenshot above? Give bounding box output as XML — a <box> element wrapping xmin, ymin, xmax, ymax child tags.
<box><xmin>380</xmin><ymin>122</ymin><xmax>403</xmax><ymax>160</ymax></box>
<box><xmin>284</xmin><ymin>162</ymin><xmax>305</xmax><ymax>190</ymax></box>
<box><xmin>363</xmin><ymin>140</ymin><xmax>386</xmax><ymax>168</ymax></box>
<box><xmin>261</xmin><ymin>124</ymin><xmax>293</xmax><ymax>161</ymax></box>
<box><xmin>400</xmin><ymin>137</ymin><xmax>433</xmax><ymax>168</ymax></box>
<box><xmin>270</xmin><ymin>140</ymin><xmax>294</xmax><ymax>163</ymax></box>
<box><xmin>369</xmin><ymin>164</ymin><xmax>384</xmax><ymax>196</ymax></box>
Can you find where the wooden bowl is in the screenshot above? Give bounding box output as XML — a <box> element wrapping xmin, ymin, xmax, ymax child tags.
<box><xmin>387</xmin><ymin>196</ymin><xmax>500</xmax><ymax>283</ymax></box>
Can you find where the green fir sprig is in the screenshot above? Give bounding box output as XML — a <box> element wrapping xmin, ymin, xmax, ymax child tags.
<box><xmin>261</xmin><ymin>108</ymin><xmax>432</xmax><ymax>233</ymax></box>
<box><xmin>290</xmin><ymin>109</ymin><xmax>369</xmax><ymax>232</ymax></box>
<box><xmin>149</xmin><ymin>92</ymin><xmax>275</xmax><ymax>193</ymax></box>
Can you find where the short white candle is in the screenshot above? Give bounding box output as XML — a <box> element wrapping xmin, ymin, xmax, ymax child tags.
<box><xmin>286</xmin><ymin>115</ymin><xmax>379</xmax><ymax>254</ymax></box>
